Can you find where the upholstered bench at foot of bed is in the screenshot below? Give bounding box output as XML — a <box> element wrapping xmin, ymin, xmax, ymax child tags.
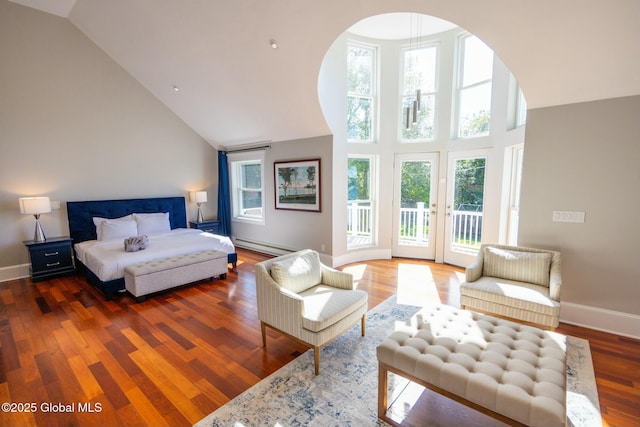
<box><xmin>377</xmin><ymin>304</ymin><xmax>567</xmax><ymax>427</ymax></box>
<box><xmin>124</xmin><ymin>250</ymin><xmax>228</xmax><ymax>302</ymax></box>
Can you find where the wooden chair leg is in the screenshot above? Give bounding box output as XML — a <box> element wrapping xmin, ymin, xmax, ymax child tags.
<box><xmin>361</xmin><ymin>314</ymin><xmax>366</xmax><ymax>337</ymax></box>
<box><xmin>313</xmin><ymin>346</ymin><xmax>320</xmax><ymax>375</ymax></box>
<box><xmin>260</xmin><ymin>322</ymin><xmax>267</xmax><ymax>347</ymax></box>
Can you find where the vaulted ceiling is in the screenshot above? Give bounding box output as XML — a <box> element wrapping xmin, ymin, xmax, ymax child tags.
<box><xmin>10</xmin><ymin>0</ymin><xmax>640</xmax><ymax>149</ymax></box>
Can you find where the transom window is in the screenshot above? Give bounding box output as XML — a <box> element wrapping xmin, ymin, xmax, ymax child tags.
<box><xmin>347</xmin><ymin>42</ymin><xmax>377</xmax><ymax>143</ymax></box>
<box><xmin>400</xmin><ymin>45</ymin><xmax>438</xmax><ymax>141</ymax></box>
<box><xmin>456</xmin><ymin>34</ymin><xmax>493</xmax><ymax>138</ymax></box>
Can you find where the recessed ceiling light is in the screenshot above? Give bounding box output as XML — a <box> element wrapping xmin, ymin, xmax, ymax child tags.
<box><xmin>269</xmin><ymin>39</ymin><xmax>278</xmax><ymax>49</ymax></box>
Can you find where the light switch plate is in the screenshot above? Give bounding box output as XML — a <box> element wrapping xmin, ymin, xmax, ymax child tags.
<box><xmin>552</xmin><ymin>211</ymin><xmax>585</xmax><ymax>223</ymax></box>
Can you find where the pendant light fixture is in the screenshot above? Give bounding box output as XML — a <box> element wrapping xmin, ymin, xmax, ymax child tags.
<box><xmin>405</xmin><ymin>13</ymin><xmax>423</xmax><ymax>130</ymax></box>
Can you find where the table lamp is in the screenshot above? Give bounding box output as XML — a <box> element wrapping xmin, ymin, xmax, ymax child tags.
<box><xmin>19</xmin><ymin>196</ymin><xmax>51</xmax><ymax>242</ymax></box>
<box><xmin>190</xmin><ymin>191</ymin><xmax>207</xmax><ymax>223</ymax></box>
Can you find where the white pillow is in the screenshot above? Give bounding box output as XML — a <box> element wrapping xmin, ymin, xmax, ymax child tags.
<box><xmin>100</xmin><ymin>218</ymin><xmax>138</xmax><ymax>241</ymax></box>
<box><xmin>93</xmin><ymin>215</ymin><xmax>133</xmax><ymax>240</ymax></box>
<box><xmin>133</xmin><ymin>212</ymin><xmax>171</xmax><ymax>235</ymax></box>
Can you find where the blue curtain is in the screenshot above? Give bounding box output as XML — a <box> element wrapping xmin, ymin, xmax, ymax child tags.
<box><xmin>217</xmin><ymin>151</ymin><xmax>232</xmax><ymax>236</ymax></box>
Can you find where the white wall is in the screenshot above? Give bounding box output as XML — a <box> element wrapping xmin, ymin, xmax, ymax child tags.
<box><xmin>230</xmin><ymin>135</ymin><xmax>334</xmax><ymax>256</ymax></box>
<box><xmin>520</xmin><ymin>96</ymin><xmax>640</xmax><ymax>319</ymax></box>
<box><xmin>0</xmin><ymin>2</ymin><xmax>217</xmax><ymax>278</ymax></box>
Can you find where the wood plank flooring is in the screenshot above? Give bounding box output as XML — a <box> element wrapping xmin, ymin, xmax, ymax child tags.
<box><xmin>0</xmin><ymin>248</ymin><xmax>638</xmax><ymax>426</ymax></box>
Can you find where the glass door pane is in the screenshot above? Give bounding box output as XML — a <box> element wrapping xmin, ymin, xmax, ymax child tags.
<box><xmin>392</xmin><ymin>153</ymin><xmax>438</xmax><ymax>259</ymax></box>
<box><xmin>444</xmin><ymin>152</ymin><xmax>487</xmax><ymax>266</ymax></box>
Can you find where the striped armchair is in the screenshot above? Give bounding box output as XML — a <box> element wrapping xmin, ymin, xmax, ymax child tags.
<box><xmin>255</xmin><ymin>249</ymin><xmax>368</xmax><ymax>375</ymax></box>
<box><xmin>460</xmin><ymin>244</ymin><xmax>562</xmax><ymax>329</ymax></box>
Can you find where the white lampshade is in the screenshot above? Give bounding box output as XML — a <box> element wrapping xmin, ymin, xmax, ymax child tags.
<box><xmin>190</xmin><ymin>191</ymin><xmax>207</xmax><ymax>203</ymax></box>
<box><xmin>19</xmin><ymin>197</ymin><xmax>51</xmax><ymax>215</ymax></box>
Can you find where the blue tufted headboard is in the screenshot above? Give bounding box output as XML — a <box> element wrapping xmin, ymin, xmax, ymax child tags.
<box><xmin>67</xmin><ymin>196</ymin><xmax>187</xmax><ymax>244</ymax></box>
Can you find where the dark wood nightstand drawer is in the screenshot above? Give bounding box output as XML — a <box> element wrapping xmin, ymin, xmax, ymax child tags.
<box><xmin>30</xmin><ymin>243</ymin><xmax>73</xmax><ymax>271</ymax></box>
<box><xmin>189</xmin><ymin>220</ymin><xmax>222</xmax><ymax>235</ymax></box>
<box><xmin>24</xmin><ymin>236</ymin><xmax>75</xmax><ymax>281</ymax></box>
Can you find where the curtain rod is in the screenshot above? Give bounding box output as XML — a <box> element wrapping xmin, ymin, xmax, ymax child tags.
<box><xmin>224</xmin><ymin>142</ymin><xmax>272</xmax><ymax>154</ymax></box>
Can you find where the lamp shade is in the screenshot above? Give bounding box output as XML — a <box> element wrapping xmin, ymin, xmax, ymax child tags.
<box><xmin>190</xmin><ymin>191</ymin><xmax>207</xmax><ymax>203</ymax></box>
<box><xmin>19</xmin><ymin>197</ymin><xmax>51</xmax><ymax>215</ymax></box>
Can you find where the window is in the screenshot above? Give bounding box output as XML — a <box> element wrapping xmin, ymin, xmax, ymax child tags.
<box><xmin>506</xmin><ymin>144</ymin><xmax>524</xmax><ymax>245</ymax></box>
<box><xmin>400</xmin><ymin>45</ymin><xmax>438</xmax><ymax>141</ymax></box>
<box><xmin>229</xmin><ymin>151</ymin><xmax>265</xmax><ymax>224</ymax></box>
<box><xmin>507</xmin><ymin>78</ymin><xmax>528</xmax><ymax>130</ymax></box>
<box><xmin>347</xmin><ymin>42</ymin><xmax>376</xmax><ymax>142</ymax></box>
<box><xmin>456</xmin><ymin>35</ymin><xmax>493</xmax><ymax>138</ymax></box>
<box><xmin>516</xmin><ymin>87</ymin><xmax>527</xmax><ymax>127</ymax></box>
<box><xmin>347</xmin><ymin>155</ymin><xmax>376</xmax><ymax>247</ymax></box>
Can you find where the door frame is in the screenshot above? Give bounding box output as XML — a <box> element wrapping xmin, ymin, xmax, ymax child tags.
<box><xmin>443</xmin><ymin>149</ymin><xmax>490</xmax><ymax>267</ymax></box>
<box><xmin>391</xmin><ymin>152</ymin><xmax>440</xmax><ymax>260</ymax></box>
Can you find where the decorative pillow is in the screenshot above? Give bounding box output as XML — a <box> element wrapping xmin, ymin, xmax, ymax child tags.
<box><xmin>483</xmin><ymin>247</ymin><xmax>552</xmax><ymax>287</ymax></box>
<box><xmin>100</xmin><ymin>218</ymin><xmax>138</xmax><ymax>241</ymax></box>
<box><xmin>270</xmin><ymin>251</ymin><xmax>322</xmax><ymax>294</ymax></box>
<box><xmin>93</xmin><ymin>214</ymin><xmax>133</xmax><ymax>240</ymax></box>
<box><xmin>124</xmin><ymin>235</ymin><xmax>149</xmax><ymax>252</ymax></box>
<box><xmin>133</xmin><ymin>212</ymin><xmax>170</xmax><ymax>235</ymax></box>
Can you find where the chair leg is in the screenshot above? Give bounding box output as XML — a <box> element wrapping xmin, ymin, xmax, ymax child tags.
<box><xmin>361</xmin><ymin>314</ymin><xmax>366</xmax><ymax>337</ymax></box>
<box><xmin>378</xmin><ymin>363</ymin><xmax>388</xmax><ymax>418</ymax></box>
<box><xmin>313</xmin><ymin>346</ymin><xmax>320</xmax><ymax>375</ymax></box>
<box><xmin>260</xmin><ymin>321</ymin><xmax>267</xmax><ymax>347</ymax></box>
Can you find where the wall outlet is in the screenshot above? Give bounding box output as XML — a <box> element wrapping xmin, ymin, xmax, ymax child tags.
<box><xmin>552</xmin><ymin>210</ymin><xmax>585</xmax><ymax>223</ymax></box>
<box><xmin>320</xmin><ymin>244</ymin><xmax>326</xmax><ymax>252</ymax></box>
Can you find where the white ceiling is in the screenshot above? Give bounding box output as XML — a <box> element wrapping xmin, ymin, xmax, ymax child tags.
<box><xmin>10</xmin><ymin>0</ymin><xmax>640</xmax><ymax>149</ymax></box>
<box><xmin>10</xmin><ymin>0</ymin><xmax>76</xmax><ymax>17</ymax></box>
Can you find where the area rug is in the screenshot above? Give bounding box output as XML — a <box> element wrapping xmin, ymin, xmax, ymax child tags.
<box><xmin>194</xmin><ymin>297</ymin><xmax>601</xmax><ymax>427</ymax></box>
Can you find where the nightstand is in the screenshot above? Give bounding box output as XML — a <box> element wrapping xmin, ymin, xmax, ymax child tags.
<box><xmin>23</xmin><ymin>236</ymin><xmax>75</xmax><ymax>282</ymax></box>
<box><xmin>189</xmin><ymin>219</ymin><xmax>222</xmax><ymax>235</ymax></box>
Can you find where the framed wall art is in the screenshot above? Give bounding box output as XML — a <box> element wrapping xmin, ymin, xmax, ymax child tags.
<box><xmin>274</xmin><ymin>158</ymin><xmax>321</xmax><ymax>212</ymax></box>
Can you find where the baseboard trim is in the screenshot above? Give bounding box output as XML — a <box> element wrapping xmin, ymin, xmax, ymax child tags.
<box><xmin>561</xmin><ymin>301</ymin><xmax>640</xmax><ymax>339</ymax></box>
<box><xmin>331</xmin><ymin>249</ymin><xmax>392</xmax><ymax>268</ymax></box>
<box><xmin>234</xmin><ymin>238</ymin><xmax>299</xmax><ymax>257</ymax></box>
<box><xmin>0</xmin><ymin>264</ymin><xmax>30</xmax><ymax>283</ymax></box>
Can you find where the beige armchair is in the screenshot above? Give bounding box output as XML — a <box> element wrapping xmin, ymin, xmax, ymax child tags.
<box><xmin>255</xmin><ymin>249</ymin><xmax>368</xmax><ymax>375</ymax></box>
<box><xmin>460</xmin><ymin>244</ymin><xmax>562</xmax><ymax>329</ymax></box>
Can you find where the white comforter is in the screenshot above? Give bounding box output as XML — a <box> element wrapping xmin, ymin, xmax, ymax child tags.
<box><xmin>74</xmin><ymin>228</ymin><xmax>235</xmax><ymax>282</ymax></box>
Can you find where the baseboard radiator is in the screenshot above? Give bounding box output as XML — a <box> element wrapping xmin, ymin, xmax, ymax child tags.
<box><xmin>233</xmin><ymin>237</ymin><xmax>298</xmax><ymax>257</ymax></box>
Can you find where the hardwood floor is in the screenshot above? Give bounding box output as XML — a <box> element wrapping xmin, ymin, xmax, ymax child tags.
<box><xmin>0</xmin><ymin>248</ymin><xmax>638</xmax><ymax>426</ymax></box>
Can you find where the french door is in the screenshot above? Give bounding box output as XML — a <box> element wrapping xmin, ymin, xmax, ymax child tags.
<box><xmin>392</xmin><ymin>153</ymin><xmax>439</xmax><ymax>259</ymax></box>
<box><xmin>443</xmin><ymin>150</ymin><xmax>488</xmax><ymax>266</ymax></box>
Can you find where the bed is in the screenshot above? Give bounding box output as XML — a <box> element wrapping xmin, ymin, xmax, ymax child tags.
<box><xmin>67</xmin><ymin>196</ymin><xmax>237</xmax><ymax>300</ymax></box>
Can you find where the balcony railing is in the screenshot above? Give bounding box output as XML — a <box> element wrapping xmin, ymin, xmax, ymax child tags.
<box><xmin>450</xmin><ymin>210</ymin><xmax>483</xmax><ymax>253</ymax></box>
<box><xmin>347</xmin><ymin>201</ymin><xmax>483</xmax><ymax>251</ymax></box>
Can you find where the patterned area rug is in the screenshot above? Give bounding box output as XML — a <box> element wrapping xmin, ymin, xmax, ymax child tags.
<box><xmin>194</xmin><ymin>297</ymin><xmax>601</xmax><ymax>427</ymax></box>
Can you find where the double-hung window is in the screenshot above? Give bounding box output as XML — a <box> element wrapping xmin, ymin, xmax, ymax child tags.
<box><xmin>456</xmin><ymin>34</ymin><xmax>493</xmax><ymax>138</ymax></box>
<box><xmin>229</xmin><ymin>151</ymin><xmax>265</xmax><ymax>225</ymax></box>
<box><xmin>347</xmin><ymin>42</ymin><xmax>377</xmax><ymax>143</ymax></box>
<box><xmin>347</xmin><ymin>155</ymin><xmax>376</xmax><ymax>248</ymax></box>
<box><xmin>400</xmin><ymin>44</ymin><xmax>438</xmax><ymax>141</ymax></box>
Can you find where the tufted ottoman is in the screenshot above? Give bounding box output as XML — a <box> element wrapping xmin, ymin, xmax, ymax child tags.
<box><xmin>377</xmin><ymin>304</ymin><xmax>566</xmax><ymax>427</ymax></box>
<box><xmin>124</xmin><ymin>250</ymin><xmax>228</xmax><ymax>302</ymax></box>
